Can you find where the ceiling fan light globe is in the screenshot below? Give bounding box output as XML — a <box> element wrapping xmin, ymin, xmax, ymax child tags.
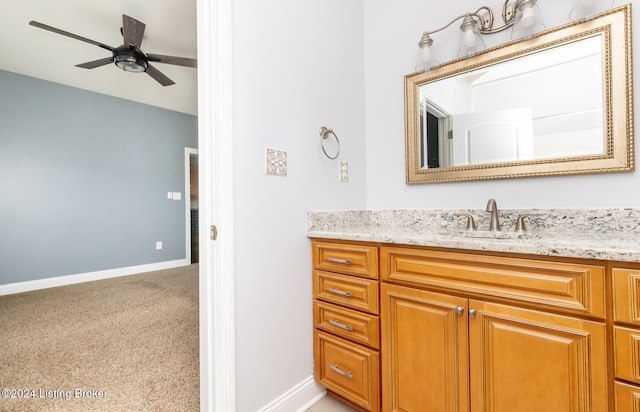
<box><xmin>114</xmin><ymin>57</ymin><xmax>147</xmax><ymax>73</ymax></box>
<box><xmin>113</xmin><ymin>46</ymin><xmax>148</xmax><ymax>73</ymax></box>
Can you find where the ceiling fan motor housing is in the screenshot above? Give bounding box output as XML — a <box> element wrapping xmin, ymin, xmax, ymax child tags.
<box><xmin>113</xmin><ymin>45</ymin><xmax>148</xmax><ymax>73</ymax></box>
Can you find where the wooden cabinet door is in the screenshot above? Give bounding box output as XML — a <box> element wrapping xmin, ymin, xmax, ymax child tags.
<box><xmin>381</xmin><ymin>283</ymin><xmax>469</xmax><ymax>412</ymax></box>
<box><xmin>615</xmin><ymin>381</ymin><xmax>640</xmax><ymax>412</ymax></box>
<box><xmin>614</xmin><ymin>326</ymin><xmax>640</xmax><ymax>385</ymax></box>
<box><xmin>468</xmin><ymin>300</ymin><xmax>608</xmax><ymax>412</ymax></box>
<box><xmin>314</xmin><ymin>331</ymin><xmax>380</xmax><ymax>411</ymax></box>
<box><xmin>613</xmin><ymin>268</ymin><xmax>640</xmax><ymax>326</ymax></box>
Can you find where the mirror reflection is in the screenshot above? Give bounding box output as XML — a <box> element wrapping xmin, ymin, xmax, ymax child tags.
<box><xmin>420</xmin><ymin>35</ymin><xmax>604</xmax><ymax>169</ymax></box>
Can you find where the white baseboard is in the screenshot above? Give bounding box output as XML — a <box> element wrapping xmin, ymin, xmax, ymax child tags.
<box><xmin>258</xmin><ymin>376</ymin><xmax>327</xmax><ymax>412</ymax></box>
<box><xmin>0</xmin><ymin>259</ymin><xmax>189</xmax><ymax>296</ymax></box>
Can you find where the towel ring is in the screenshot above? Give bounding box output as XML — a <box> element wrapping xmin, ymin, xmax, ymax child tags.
<box><xmin>319</xmin><ymin>126</ymin><xmax>340</xmax><ymax>159</ymax></box>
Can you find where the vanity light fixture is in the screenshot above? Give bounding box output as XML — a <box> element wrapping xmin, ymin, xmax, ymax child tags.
<box><xmin>416</xmin><ymin>0</ymin><xmax>545</xmax><ymax>71</ymax></box>
<box><xmin>569</xmin><ymin>0</ymin><xmax>615</xmax><ymax>20</ymax></box>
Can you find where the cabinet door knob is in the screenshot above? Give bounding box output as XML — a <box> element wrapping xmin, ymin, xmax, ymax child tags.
<box><xmin>469</xmin><ymin>309</ymin><xmax>477</xmax><ymax>319</ymax></box>
<box><xmin>456</xmin><ymin>306</ymin><xmax>465</xmax><ymax>316</ymax></box>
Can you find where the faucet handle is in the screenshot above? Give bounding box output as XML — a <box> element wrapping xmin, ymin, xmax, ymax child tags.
<box><xmin>515</xmin><ymin>214</ymin><xmax>544</xmax><ymax>232</ymax></box>
<box><xmin>454</xmin><ymin>214</ymin><xmax>477</xmax><ymax>231</ymax></box>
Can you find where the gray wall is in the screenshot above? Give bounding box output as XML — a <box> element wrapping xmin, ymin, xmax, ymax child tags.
<box><xmin>0</xmin><ymin>69</ymin><xmax>197</xmax><ymax>284</ymax></box>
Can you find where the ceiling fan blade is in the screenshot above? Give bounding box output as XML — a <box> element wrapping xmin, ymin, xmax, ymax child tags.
<box><xmin>29</xmin><ymin>20</ymin><xmax>115</xmax><ymax>52</ymax></box>
<box><xmin>146</xmin><ymin>64</ymin><xmax>175</xmax><ymax>86</ymax></box>
<box><xmin>76</xmin><ymin>57</ymin><xmax>114</xmax><ymax>69</ymax></box>
<box><xmin>146</xmin><ymin>54</ymin><xmax>197</xmax><ymax>68</ymax></box>
<box><xmin>122</xmin><ymin>15</ymin><xmax>146</xmax><ymax>49</ymax></box>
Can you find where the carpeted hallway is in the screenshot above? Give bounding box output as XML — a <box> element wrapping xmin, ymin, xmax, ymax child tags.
<box><xmin>0</xmin><ymin>265</ymin><xmax>199</xmax><ymax>412</ymax></box>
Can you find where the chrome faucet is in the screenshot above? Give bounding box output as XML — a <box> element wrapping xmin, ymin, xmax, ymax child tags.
<box><xmin>486</xmin><ymin>198</ymin><xmax>500</xmax><ymax>231</ymax></box>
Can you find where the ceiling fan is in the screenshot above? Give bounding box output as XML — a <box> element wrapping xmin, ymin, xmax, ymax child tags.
<box><xmin>29</xmin><ymin>14</ymin><xmax>197</xmax><ymax>86</ymax></box>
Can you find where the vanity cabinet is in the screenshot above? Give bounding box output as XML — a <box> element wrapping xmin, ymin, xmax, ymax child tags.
<box><xmin>613</xmin><ymin>268</ymin><xmax>640</xmax><ymax>410</ymax></box>
<box><xmin>380</xmin><ymin>245</ymin><xmax>609</xmax><ymax>412</ymax></box>
<box><xmin>312</xmin><ymin>240</ymin><xmax>381</xmax><ymax>411</ymax></box>
<box><xmin>311</xmin><ymin>239</ymin><xmax>640</xmax><ymax>411</ymax></box>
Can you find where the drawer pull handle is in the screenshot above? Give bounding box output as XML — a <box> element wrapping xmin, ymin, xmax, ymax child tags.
<box><xmin>327</xmin><ymin>257</ymin><xmax>353</xmax><ymax>265</ymax></box>
<box><xmin>327</xmin><ymin>288</ymin><xmax>353</xmax><ymax>297</ymax></box>
<box><xmin>329</xmin><ymin>319</ymin><xmax>354</xmax><ymax>331</ymax></box>
<box><xmin>329</xmin><ymin>364</ymin><xmax>353</xmax><ymax>379</ymax></box>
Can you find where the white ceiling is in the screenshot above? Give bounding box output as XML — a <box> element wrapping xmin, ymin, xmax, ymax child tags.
<box><xmin>0</xmin><ymin>0</ymin><xmax>198</xmax><ymax>115</ymax></box>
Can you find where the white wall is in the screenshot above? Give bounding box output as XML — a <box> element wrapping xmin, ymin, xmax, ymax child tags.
<box><xmin>364</xmin><ymin>0</ymin><xmax>640</xmax><ymax>209</ymax></box>
<box><xmin>231</xmin><ymin>0</ymin><xmax>366</xmax><ymax>410</ymax></box>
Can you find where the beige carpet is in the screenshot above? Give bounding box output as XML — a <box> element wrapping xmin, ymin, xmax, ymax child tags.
<box><xmin>0</xmin><ymin>265</ymin><xmax>199</xmax><ymax>412</ymax></box>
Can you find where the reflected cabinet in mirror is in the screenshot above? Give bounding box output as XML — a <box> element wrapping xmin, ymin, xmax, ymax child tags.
<box><xmin>405</xmin><ymin>4</ymin><xmax>633</xmax><ymax>184</ymax></box>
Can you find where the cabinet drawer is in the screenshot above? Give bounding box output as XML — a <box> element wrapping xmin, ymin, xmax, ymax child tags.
<box><xmin>314</xmin><ymin>331</ymin><xmax>380</xmax><ymax>411</ymax></box>
<box><xmin>615</xmin><ymin>326</ymin><xmax>640</xmax><ymax>384</ymax></box>
<box><xmin>314</xmin><ymin>271</ymin><xmax>379</xmax><ymax>314</ymax></box>
<box><xmin>314</xmin><ymin>300</ymin><xmax>380</xmax><ymax>349</ymax></box>
<box><xmin>313</xmin><ymin>241</ymin><xmax>378</xmax><ymax>279</ymax></box>
<box><xmin>614</xmin><ymin>268</ymin><xmax>640</xmax><ymax>326</ymax></box>
<box><xmin>615</xmin><ymin>381</ymin><xmax>640</xmax><ymax>411</ymax></box>
<box><xmin>381</xmin><ymin>246</ymin><xmax>605</xmax><ymax>317</ymax></box>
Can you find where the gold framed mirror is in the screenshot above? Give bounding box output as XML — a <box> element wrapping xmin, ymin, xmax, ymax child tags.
<box><xmin>405</xmin><ymin>4</ymin><xmax>633</xmax><ymax>184</ymax></box>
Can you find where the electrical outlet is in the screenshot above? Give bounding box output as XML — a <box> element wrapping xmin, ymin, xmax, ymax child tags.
<box><xmin>155</xmin><ymin>241</ymin><xmax>163</xmax><ymax>250</ymax></box>
<box><xmin>339</xmin><ymin>161</ymin><xmax>349</xmax><ymax>182</ymax></box>
<box><xmin>265</xmin><ymin>147</ymin><xmax>287</xmax><ymax>176</ymax></box>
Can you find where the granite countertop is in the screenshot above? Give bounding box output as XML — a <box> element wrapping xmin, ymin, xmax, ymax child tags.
<box><xmin>307</xmin><ymin>209</ymin><xmax>640</xmax><ymax>263</ymax></box>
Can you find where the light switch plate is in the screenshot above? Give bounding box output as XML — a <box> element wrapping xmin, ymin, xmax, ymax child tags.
<box><xmin>167</xmin><ymin>192</ymin><xmax>173</xmax><ymax>199</ymax></box>
<box><xmin>339</xmin><ymin>161</ymin><xmax>349</xmax><ymax>182</ymax></box>
<box><xmin>173</xmin><ymin>192</ymin><xmax>182</xmax><ymax>200</ymax></box>
<box><xmin>265</xmin><ymin>147</ymin><xmax>287</xmax><ymax>176</ymax></box>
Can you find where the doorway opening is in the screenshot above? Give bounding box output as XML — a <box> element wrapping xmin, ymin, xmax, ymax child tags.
<box><xmin>185</xmin><ymin>148</ymin><xmax>199</xmax><ymax>264</ymax></box>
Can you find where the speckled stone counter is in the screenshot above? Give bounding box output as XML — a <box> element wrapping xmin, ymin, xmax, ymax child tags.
<box><xmin>307</xmin><ymin>209</ymin><xmax>640</xmax><ymax>263</ymax></box>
